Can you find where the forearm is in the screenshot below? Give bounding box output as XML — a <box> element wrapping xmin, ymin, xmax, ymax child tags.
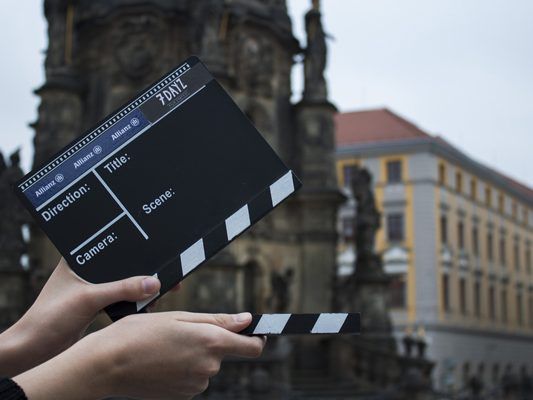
<box><xmin>12</xmin><ymin>335</ymin><xmax>110</xmax><ymax>400</ymax></box>
<box><xmin>0</xmin><ymin>313</ymin><xmax>66</xmax><ymax>378</ymax></box>
<box><xmin>0</xmin><ymin>321</ymin><xmax>35</xmax><ymax>377</ymax></box>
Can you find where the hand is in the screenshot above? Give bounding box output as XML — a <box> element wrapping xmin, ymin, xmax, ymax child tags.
<box><xmin>14</xmin><ymin>312</ymin><xmax>265</xmax><ymax>400</ymax></box>
<box><xmin>0</xmin><ymin>258</ymin><xmax>164</xmax><ymax>376</ymax></box>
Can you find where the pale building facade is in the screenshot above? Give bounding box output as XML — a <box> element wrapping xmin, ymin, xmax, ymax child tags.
<box><xmin>335</xmin><ymin>108</ymin><xmax>533</xmax><ymax>391</ymax></box>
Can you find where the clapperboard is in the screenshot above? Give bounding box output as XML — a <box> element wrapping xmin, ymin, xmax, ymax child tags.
<box><xmin>15</xmin><ymin>56</ymin><xmax>359</xmax><ymax>335</ymax></box>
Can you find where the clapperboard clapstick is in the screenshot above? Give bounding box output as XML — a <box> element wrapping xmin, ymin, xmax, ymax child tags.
<box><xmin>240</xmin><ymin>313</ymin><xmax>361</xmax><ymax>335</ymax></box>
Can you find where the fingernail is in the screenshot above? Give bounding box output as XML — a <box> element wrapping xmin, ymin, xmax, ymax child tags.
<box><xmin>233</xmin><ymin>312</ymin><xmax>251</xmax><ymax>323</ymax></box>
<box><xmin>142</xmin><ymin>277</ymin><xmax>159</xmax><ymax>294</ymax></box>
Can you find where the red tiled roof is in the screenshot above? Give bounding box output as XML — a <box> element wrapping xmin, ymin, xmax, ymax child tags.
<box><xmin>334</xmin><ymin>108</ymin><xmax>430</xmax><ymax>147</ymax></box>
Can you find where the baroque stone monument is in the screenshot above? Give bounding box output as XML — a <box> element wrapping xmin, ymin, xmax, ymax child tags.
<box><xmin>30</xmin><ymin>1</ymin><xmax>342</xmax><ymax>321</ymax></box>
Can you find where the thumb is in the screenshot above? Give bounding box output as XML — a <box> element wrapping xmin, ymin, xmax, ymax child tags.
<box><xmin>172</xmin><ymin>311</ymin><xmax>253</xmax><ymax>333</ymax></box>
<box><xmin>89</xmin><ymin>275</ymin><xmax>161</xmax><ymax>310</ymax></box>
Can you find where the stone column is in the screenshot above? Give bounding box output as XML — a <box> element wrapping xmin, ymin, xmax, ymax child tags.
<box><xmin>29</xmin><ymin>1</ymin><xmax>83</xmax><ymax>290</ymax></box>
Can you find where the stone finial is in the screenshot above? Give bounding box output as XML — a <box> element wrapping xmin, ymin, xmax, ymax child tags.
<box><xmin>9</xmin><ymin>148</ymin><xmax>21</xmax><ymax>168</ymax></box>
<box><xmin>303</xmin><ymin>0</ymin><xmax>328</xmax><ymax>102</ymax></box>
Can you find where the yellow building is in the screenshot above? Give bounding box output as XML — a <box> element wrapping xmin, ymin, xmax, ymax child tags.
<box><xmin>335</xmin><ymin>108</ymin><xmax>533</xmax><ymax>391</ymax></box>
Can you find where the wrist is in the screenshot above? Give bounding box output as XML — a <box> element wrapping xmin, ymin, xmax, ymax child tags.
<box><xmin>13</xmin><ymin>333</ymin><xmax>111</xmax><ymax>400</ymax></box>
<box><xmin>84</xmin><ymin>329</ymin><xmax>128</xmax><ymax>398</ymax></box>
<box><xmin>77</xmin><ymin>332</ymin><xmax>118</xmax><ymax>399</ymax></box>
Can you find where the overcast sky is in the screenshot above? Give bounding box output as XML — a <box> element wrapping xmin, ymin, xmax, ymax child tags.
<box><xmin>1</xmin><ymin>1</ymin><xmax>532</xmax><ymax>187</ymax></box>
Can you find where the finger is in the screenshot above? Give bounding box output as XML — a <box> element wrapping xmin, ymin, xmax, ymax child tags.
<box><xmin>213</xmin><ymin>329</ymin><xmax>266</xmax><ymax>358</ymax></box>
<box><xmin>89</xmin><ymin>275</ymin><xmax>161</xmax><ymax>309</ymax></box>
<box><xmin>171</xmin><ymin>311</ymin><xmax>253</xmax><ymax>333</ymax></box>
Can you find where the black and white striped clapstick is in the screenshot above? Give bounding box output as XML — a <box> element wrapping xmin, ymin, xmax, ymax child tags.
<box><xmin>240</xmin><ymin>313</ymin><xmax>360</xmax><ymax>335</ymax></box>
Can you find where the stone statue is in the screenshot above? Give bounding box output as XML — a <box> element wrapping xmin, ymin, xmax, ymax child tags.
<box><xmin>269</xmin><ymin>268</ymin><xmax>294</xmax><ymax>312</ymax></box>
<box><xmin>0</xmin><ymin>150</ymin><xmax>30</xmax><ymax>330</ymax></box>
<box><xmin>303</xmin><ymin>0</ymin><xmax>328</xmax><ymax>102</ymax></box>
<box><xmin>44</xmin><ymin>0</ymin><xmax>68</xmax><ymax>71</ymax></box>
<box><xmin>188</xmin><ymin>0</ymin><xmax>226</xmax><ymax>74</ymax></box>
<box><xmin>350</xmin><ymin>168</ymin><xmax>381</xmax><ymax>262</ymax></box>
<box><xmin>0</xmin><ymin>150</ymin><xmax>29</xmax><ymax>272</ymax></box>
<box><xmin>236</xmin><ymin>33</ymin><xmax>274</xmax><ymax>97</ymax></box>
<box><xmin>112</xmin><ymin>14</ymin><xmax>163</xmax><ymax>81</ymax></box>
<box><xmin>335</xmin><ymin>166</ymin><xmax>395</xmax><ymax>350</ymax></box>
<box><xmin>402</xmin><ymin>331</ymin><xmax>415</xmax><ymax>357</ymax></box>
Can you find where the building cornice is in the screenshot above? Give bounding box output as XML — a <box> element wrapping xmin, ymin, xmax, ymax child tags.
<box><xmin>423</xmin><ymin>323</ymin><xmax>533</xmax><ymax>344</ymax></box>
<box><xmin>336</xmin><ymin>137</ymin><xmax>533</xmax><ymax>207</ymax></box>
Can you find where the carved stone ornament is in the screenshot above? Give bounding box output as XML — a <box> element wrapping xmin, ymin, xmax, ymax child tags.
<box><xmin>112</xmin><ymin>14</ymin><xmax>163</xmax><ymax>80</ymax></box>
<box><xmin>236</xmin><ymin>33</ymin><xmax>274</xmax><ymax>97</ymax></box>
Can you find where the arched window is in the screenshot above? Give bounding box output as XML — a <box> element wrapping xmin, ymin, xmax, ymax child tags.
<box><xmin>242</xmin><ymin>261</ymin><xmax>263</xmax><ymax>314</ymax></box>
<box><xmin>492</xmin><ymin>364</ymin><xmax>500</xmax><ymax>382</ymax></box>
<box><xmin>462</xmin><ymin>362</ymin><xmax>471</xmax><ymax>387</ymax></box>
<box><xmin>477</xmin><ymin>363</ymin><xmax>485</xmax><ymax>380</ymax></box>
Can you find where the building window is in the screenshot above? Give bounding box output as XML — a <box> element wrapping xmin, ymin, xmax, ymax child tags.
<box><xmin>459</xmin><ymin>278</ymin><xmax>467</xmax><ymax>315</ymax></box>
<box><xmin>470</xmin><ymin>179</ymin><xmax>477</xmax><ymax>201</ymax></box>
<box><xmin>462</xmin><ymin>362</ymin><xmax>471</xmax><ymax>387</ymax></box>
<box><xmin>388</xmin><ymin>274</ymin><xmax>406</xmax><ymax>309</ymax></box>
<box><xmin>386</xmin><ymin>160</ymin><xmax>402</xmax><ymax>183</ymax></box>
<box><xmin>442</xmin><ymin>274</ymin><xmax>450</xmax><ymax>312</ymax></box>
<box><xmin>472</xmin><ymin>226</ymin><xmax>479</xmax><ymax>256</ymax></box>
<box><xmin>489</xmin><ymin>285</ymin><xmax>496</xmax><ymax>321</ymax></box>
<box><xmin>487</xmin><ymin>232</ymin><xmax>494</xmax><ymax>262</ymax></box>
<box><xmin>514</xmin><ymin>239</ymin><xmax>520</xmax><ymax>271</ymax></box>
<box><xmin>485</xmin><ymin>186</ymin><xmax>492</xmax><ymax>207</ymax></box>
<box><xmin>341</xmin><ymin>216</ymin><xmax>354</xmax><ymax>240</ymax></box>
<box><xmin>343</xmin><ymin>164</ymin><xmax>358</xmax><ymax>188</ymax></box>
<box><xmin>501</xmin><ymin>288</ymin><xmax>508</xmax><ymax>323</ymax></box>
<box><xmin>458</xmin><ymin>221</ymin><xmax>465</xmax><ymax>250</ymax></box>
<box><xmin>499</xmin><ymin>235</ymin><xmax>506</xmax><ymax>267</ymax></box>
<box><xmin>523</xmin><ymin>208</ymin><xmax>529</xmax><ymax>226</ymax></box>
<box><xmin>478</xmin><ymin>363</ymin><xmax>485</xmax><ymax>381</ymax></box>
<box><xmin>492</xmin><ymin>364</ymin><xmax>500</xmax><ymax>382</ymax></box>
<box><xmin>439</xmin><ymin>163</ymin><xmax>446</xmax><ymax>186</ymax></box>
<box><xmin>441</xmin><ymin>215</ymin><xmax>448</xmax><ymax>245</ymax></box>
<box><xmin>512</xmin><ymin>201</ymin><xmax>518</xmax><ymax>220</ymax></box>
<box><xmin>498</xmin><ymin>193</ymin><xmax>505</xmax><ymax>214</ymax></box>
<box><xmin>456</xmin><ymin>171</ymin><xmax>463</xmax><ymax>193</ymax></box>
<box><xmin>517</xmin><ymin>293</ymin><xmax>523</xmax><ymax>326</ymax></box>
<box><xmin>474</xmin><ymin>281</ymin><xmax>481</xmax><ymax>318</ymax></box>
<box><xmin>243</xmin><ymin>261</ymin><xmax>261</xmax><ymax>314</ymax></box>
<box><xmin>529</xmin><ymin>296</ymin><xmax>533</xmax><ymax>328</ymax></box>
<box><xmin>526</xmin><ymin>243</ymin><xmax>531</xmax><ymax>275</ymax></box>
<box><xmin>386</xmin><ymin>213</ymin><xmax>404</xmax><ymax>242</ymax></box>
